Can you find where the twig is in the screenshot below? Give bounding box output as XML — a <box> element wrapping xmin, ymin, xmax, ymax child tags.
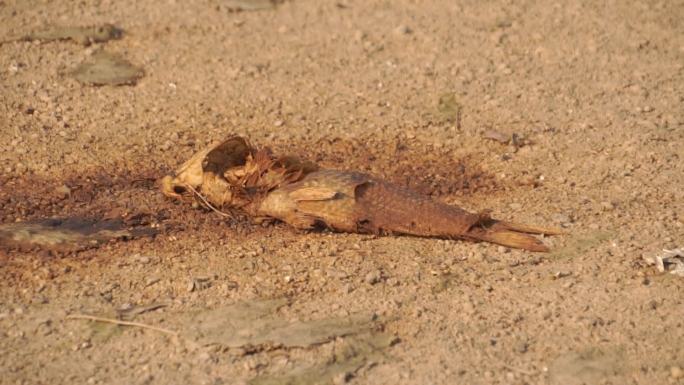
<box><xmin>500</xmin><ymin>362</ymin><xmax>536</xmax><ymax>376</ymax></box>
<box><xmin>66</xmin><ymin>314</ymin><xmax>178</xmax><ymax>336</ymax></box>
<box><xmin>186</xmin><ymin>184</ymin><xmax>233</xmax><ymax>218</ymax></box>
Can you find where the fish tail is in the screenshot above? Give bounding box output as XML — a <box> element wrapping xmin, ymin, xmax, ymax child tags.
<box><xmin>464</xmin><ymin>227</ymin><xmax>550</xmax><ymax>252</ymax></box>
<box><xmin>461</xmin><ymin>215</ymin><xmax>560</xmax><ymax>252</ymax></box>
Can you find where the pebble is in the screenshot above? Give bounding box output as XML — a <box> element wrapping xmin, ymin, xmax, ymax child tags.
<box><xmin>551</xmin><ymin>213</ymin><xmax>572</xmax><ymax>223</ymax></box>
<box><xmin>273</xmin><ymin>120</ymin><xmax>284</xmax><ymax>127</ymax></box>
<box><xmin>515</xmin><ymin>341</ymin><xmax>528</xmax><ymax>353</ymax></box>
<box><xmin>55</xmin><ymin>184</ymin><xmax>71</xmax><ymax>198</ymax></box>
<box><xmin>333</xmin><ymin>371</ymin><xmax>352</xmax><ymax>385</ymax></box>
<box><xmin>186</xmin><ymin>280</ymin><xmax>196</xmax><ymax>292</ymax></box>
<box><xmin>671</xmin><ymin>366</ymin><xmax>683</xmax><ymax>379</ymax></box>
<box><xmin>394</xmin><ymin>25</ymin><xmax>412</xmax><ymax>35</ymax></box>
<box><xmin>600</xmin><ymin>201</ymin><xmax>615</xmax><ymax>211</ymax></box>
<box><xmin>365</xmin><ymin>270</ymin><xmax>382</xmax><ymax>285</ymax></box>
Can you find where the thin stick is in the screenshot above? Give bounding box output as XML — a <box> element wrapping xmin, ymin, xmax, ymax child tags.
<box><xmin>500</xmin><ymin>362</ymin><xmax>536</xmax><ymax>376</ymax></box>
<box><xmin>186</xmin><ymin>184</ymin><xmax>233</xmax><ymax>218</ymax></box>
<box><xmin>66</xmin><ymin>314</ymin><xmax>178</xmax><ymax>336</ymax></box>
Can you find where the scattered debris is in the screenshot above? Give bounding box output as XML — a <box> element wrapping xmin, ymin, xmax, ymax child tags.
<box><xmin>643</xmin><ymin>248</ymin><xmax>684</xmax><ymax>277</ymax></box>
<box><xmin>0</xmin><ymin>217</ymin><xmax>155</xmax><ymax>252</ymax></box>
<box><xmin>71</xmin><ymin>51</ymin><xmax>144</xmax><ymax>86</ymax></box>
<box><xmin>2</xmin><ymin>24</ymin><xmax>123</xmax><ymax>46</ymax></box>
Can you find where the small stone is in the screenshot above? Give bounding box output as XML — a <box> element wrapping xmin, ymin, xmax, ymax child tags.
<box><xmin>197</xmin><ymin>351</ymin><xmax>212</xmax><ymax>363</ymax></box>
<box><xmin>551</xmin><ymin>213</ymin><xmax>572</xmax><ymax>223</ymax></box>
<box><xmin>333</xmin><ymin>371</ymin><xmax>352</xmax><ymax>385</ymax></box>
<box><xmin>394</xmin><ymin>25</ymin><xmax>412</xmax><ymax>35</ymax></box>
<box><xmin>365</xmin><ymin>270</ymin><xmax>382</xmax><ymax>285</ymax></box>
<box><xmin>55</xmin><ymin>184</ymin><xmax>71</xmax><ymax>198</ymax></box>
<box><xmin>671</xmin><ymin>366</ymin><xmax>683</xmax><ymax>379</ymax></box>
<box><xmin>515</xmin><ymin>341</ymin><xmax>528</xmax><ymax>353</ymax></box>
<box><xmin>600</xmin><ymin>201</ymin><xmax>615</xmax><ymax>211</ymax></box>
<box><xmin>273</xmin><ymin>120</ymin><xmax>284</xmax><ymax>127</ymax></box>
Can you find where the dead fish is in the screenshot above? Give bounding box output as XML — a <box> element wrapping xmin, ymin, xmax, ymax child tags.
<box><xmin>2</xmin><ymin>24</ymin><xmax>122</xmax><ymax>46</ymax></box>
<box><xmin>161</xmin><ymin>136</ymin><xmax>560</xmax><ymax>251</ymax></box>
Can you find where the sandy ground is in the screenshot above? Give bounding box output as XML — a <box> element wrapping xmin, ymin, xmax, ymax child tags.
<box><xmin>1</xmin><ymin>0</ymin><xmax>683</xmax><ymax>384</ymax></box>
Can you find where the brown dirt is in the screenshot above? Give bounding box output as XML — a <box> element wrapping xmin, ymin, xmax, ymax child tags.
<box><xmin>1</xmin><ymin>1</ymin><xmax>683</xmax><ymax>384</ymax></box>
